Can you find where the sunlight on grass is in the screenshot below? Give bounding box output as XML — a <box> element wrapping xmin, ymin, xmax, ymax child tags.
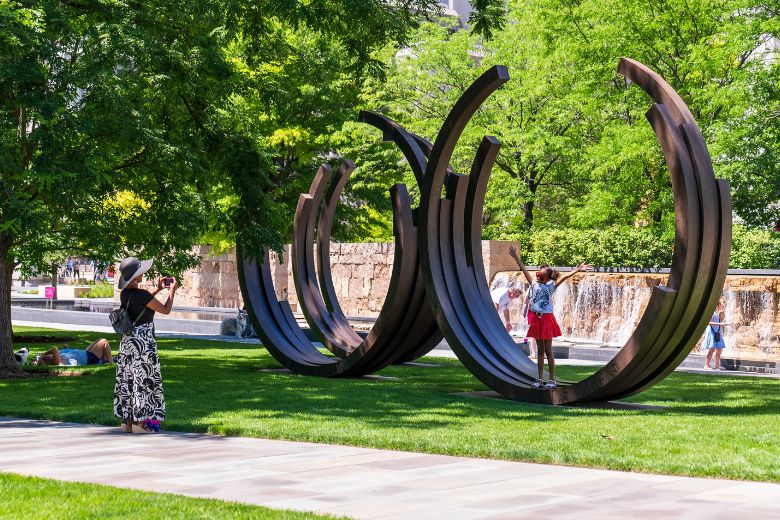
<box><xmin>0</xmin><ymin>473</ymin><xmax>344</xmax><ymax>519</ymax></box>
<box><xmin>3</xmin><ymin>327</ymin><xmax>780</xmax><ymax>483</ymax></box>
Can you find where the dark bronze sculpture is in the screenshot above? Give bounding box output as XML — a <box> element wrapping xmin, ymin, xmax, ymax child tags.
<box><xmin>237</xmin><ymin>115</ymin><xmax>442</xmax><ymax>376</ymax></box>
<box><xmin>238</xmin><ymin>58</ymin><xmax>731</xmax><ymax>403</ymax></box>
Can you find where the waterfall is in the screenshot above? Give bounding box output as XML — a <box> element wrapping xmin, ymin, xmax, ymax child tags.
<box><xmin>552</xmin><ymin>275</ymin><xmax>657</xmax><ymax>345</ymax></box>
<box><xmin>723</xmin><ymin>287</ymin><xmax>778</xmax><ymax>358</ymax></box>
<box><xmin>491</xmin><ymin>272</ymin><xmax>780</xmax><ymax>360</ymax></box>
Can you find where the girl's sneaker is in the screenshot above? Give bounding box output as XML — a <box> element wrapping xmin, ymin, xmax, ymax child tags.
<box><xmin>544</xmin><ymin>380</ymin><xmax>557</xmax><ymax>389</ymax></box>
<box><xmin>532</xmin><ymin>379</ymin><xmax>544</xmax><ymax>388</ymax></box>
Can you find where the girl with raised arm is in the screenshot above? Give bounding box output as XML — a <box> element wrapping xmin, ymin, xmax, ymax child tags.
<box><xmin>509</xmin><ymin>245</ymin><xmax>593</xmax><ymax>389</ymax></box>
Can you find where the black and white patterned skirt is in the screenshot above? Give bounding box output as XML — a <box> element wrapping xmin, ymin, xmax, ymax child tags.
<box><xmin>114</xmin><ymin>323</ymin><xmax>165</xmax><ymax>422</ymax></box>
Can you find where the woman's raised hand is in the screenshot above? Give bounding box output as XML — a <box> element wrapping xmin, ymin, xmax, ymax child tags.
<box><xmin>577</xmin><ymin>263</ymin><xmax>594</xmax><ymax>272</ymax></box>
<box><xmin>509</xmin><ymin>245</ymin><xmax>519</xmax><ymax>258</ymax></box>
<box><xmin>157</xmin><ymin>277</ymin><xmax>165</xmax><ymax>291</ymax></box>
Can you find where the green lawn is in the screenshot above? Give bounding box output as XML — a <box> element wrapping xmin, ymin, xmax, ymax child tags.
<box><xmin>0</xmin><ymin>473</ymin><xmax>342</xmax><ymax>519</ymax></box>
<box><xmin>3</xmin><ymin>327</ymin><xmax>780</xmax><ymax>483</ymax></box>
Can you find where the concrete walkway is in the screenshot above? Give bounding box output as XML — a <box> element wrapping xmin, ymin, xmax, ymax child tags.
<box><xmin>1</xmin><ymin>418</ymin><xmax>778</xmax><ymax>519</ymax></box>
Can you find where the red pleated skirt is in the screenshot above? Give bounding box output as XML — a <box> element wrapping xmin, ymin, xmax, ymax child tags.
<box><xmin>527</xmin><ymin>312</ymin><xmax>562</xmax><ymax>340</ymax></box>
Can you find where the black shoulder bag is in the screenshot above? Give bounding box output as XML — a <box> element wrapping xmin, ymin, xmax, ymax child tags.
<box><xmin>711</xmin><ymin>325</ymin><xmax>721</xmax><ymax>343</ymax></box>
<box><xmin>109</xmin><ymin>295</ymin><xmax>146</xmax><ymax>336</ymax></box>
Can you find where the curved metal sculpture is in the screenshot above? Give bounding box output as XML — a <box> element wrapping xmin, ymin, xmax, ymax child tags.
<box><xmin>417</xmin><ymin>60</ymin><xmax>731</xmax><ymax>404</ymax></box>
<box><xmin>237</xmin><ymin>117</ymin><xmax>441</xmax><ymax>376</ymax></box>
<box><xmin>238</xmin><ymin>58</ymin><xmax>731</xmax><ymax>403</ymax></box>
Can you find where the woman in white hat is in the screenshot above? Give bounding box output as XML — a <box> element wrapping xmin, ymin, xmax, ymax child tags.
<box><xmin>113</xmin><ymin>257</ymin><xmax>178</xmax><ymax>433</ymax></box>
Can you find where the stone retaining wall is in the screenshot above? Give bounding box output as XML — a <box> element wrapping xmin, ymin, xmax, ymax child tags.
<box><xmin>173</xmin><ymin>241</ymin><xmax>519</xmax><ymax>316</ymax></box>
<box><xmin>162</xmin><ymin>243</ymin><xmax>779</xmax><ymax>361</ymax></box>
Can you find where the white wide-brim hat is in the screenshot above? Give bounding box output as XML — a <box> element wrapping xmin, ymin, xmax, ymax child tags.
<box><xmin>117</xmin><ymin>257</ymin><xmax>153</xmax><ymax>289</ymax></box>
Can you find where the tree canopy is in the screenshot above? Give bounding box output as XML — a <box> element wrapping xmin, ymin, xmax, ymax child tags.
<box><xmin>0</xmin><ymin>0</ymin><xmax>503</xmax><ymax>374</ymax></box>
<box><xmin>346</xmin><ymin>0</ymin><xmax>778</xmax><ymax>266</ymax></box>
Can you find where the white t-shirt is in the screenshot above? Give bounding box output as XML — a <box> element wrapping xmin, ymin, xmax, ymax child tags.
<box><xmin>530</xmin><ymin>281</ymin><xmax>556</xmax><ymax>314</ymax></box>
<box><xmin>491</xmin><ymin>288</ymin><xmax>511</xmax><ymax>314</ymax></box>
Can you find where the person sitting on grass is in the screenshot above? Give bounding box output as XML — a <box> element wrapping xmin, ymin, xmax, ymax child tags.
<box><xmin>34</xmin><ymin>339</ymin><xmax>113</xmax><ymax>366</ymax></box>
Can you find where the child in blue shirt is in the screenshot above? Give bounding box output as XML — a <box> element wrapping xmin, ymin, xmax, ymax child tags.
<box><xmin>510</xmin><ymin>245</ymin><xmax>593</xmax><ymax>389</ymax></box>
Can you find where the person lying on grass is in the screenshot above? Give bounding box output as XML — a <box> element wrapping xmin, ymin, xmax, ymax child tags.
<box><xmin>34</xmin><ymin>338</ymin><xmax>113</xmax><ymax>366</ymax></box>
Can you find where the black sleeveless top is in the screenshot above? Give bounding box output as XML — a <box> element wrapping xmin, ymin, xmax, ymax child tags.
<box><xmin>119</xmin><ymin>288</ymin><xmax>155</xmax><ymax>324</ymax></box>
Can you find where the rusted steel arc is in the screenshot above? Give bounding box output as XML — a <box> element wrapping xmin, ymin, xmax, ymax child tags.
<box><xmin>417</xmin><ymin>65</ymin><xmax>510</xmax><ymax>346</ymax></box>
<box><xmin>293</xmin><ymin>164</ymin><xmax>363</xmax><ymax>356</ymax></box>
<box><xmin>448</xmin><ymin>171</ymin><xmax>542</xmax><ymax>380</ymax></box>
<box><xmin>293</xmin><ymin>163</ymin><xmax>409</xmax><ymax>358</ymax></box>
<box><xmin>355</xmin><ymin>183</ymin><xmax>451</xmax><ymax>372</ymax></box>
<box><xmin>237</xmin><ymin>251</ymin><xmax>343</xmax><ymax>377</ymax></box>
<box><xmin>238</xmin><ymin>178</ymin><xmax>435</xmax><ymax>376</ymax></box>
<box><xmin>459</xmin><ymin>140</ymin><xmax>544</xmax><ymax>375</ymax></box>
<box><xmin>628</xmin><ymin>125</ymin><xmax>729</xmax><ymax>390</ymax></box>
<box><xmin>357</xmin><ymin>110</ymin><xmax>444</xmax><ymax>362</ymax></box>
<box><xmin>564</xmin><ymin>104</ymin><xmax>706</xmax><ymax>402</ymax></box>
<box><xmin>391</xmin><ymin>275</ymin><xmax>443</xmax><ymax>363</ymax></box>
<box><xmin>291</xmin><ymin>158</ymin><xmax>445</xmax><ymax>373</ymax></box>
<box><xmin>411</xmin><ymin>134</ymin><xmax>434</xmax><ymax>155</ymax></box>
<box><xmin>439</xmin><ymin>194</ymin><xmax>533</xmax><ymax>388</ymax></box>
<box><xmin>465</xmin><ymin>136</ymin><xmax>500</xmax><ymax>269</ymax></box>
<box><xmin>305</xmin><ymin>161</ymin><xmax>441</xmax><ymax>366</ymax></box>
<box><xmin>618</xmin><ymin>183</ymin><xmax>730</xmax><ymax>398</ymax></box>
<box><xmin>361</xmin><ymin>185</ymin><xmax>441</xmax><ymax>369</ymax></box>
<box><xmin>359</xmin><ymin>110</ymin><xmax>455</xmax><ymax>189</ymax></box>
<box><xmin>416</xmin><ymin>61</ymin><xmax>729</xmax><ymax>405</ymax></box>
<box><xmin>606</xmin><ymin>163</ymin><xmax>730</xmax><ymax>393</ymax></box>
<box><xmin>413</xmin><ymin>66</ymin><xmax>544</xmax><ymax>399</ymax></box>
<box><xmin>358</xmin><ymin>110</ymin><xmax>428</xmax><ymax>185</ymax></box>
<box><xmin>618</xmin><ymin>58</ymin><xmax>698</xmax><ymax>129</ymax></box>
<box><xmin>410</xmin><ymin>133</ymin><xmax>457</xmax><ymax>177</ymax></box>
<box><xmin>315</xmin><ymin>161</ymin><xmax>363</xmax><ymax>344</ymax></box>
<box><xmin>573</xmin><ymin>63</ymin><xmax>730</xmax><ymax>402</ymax></box>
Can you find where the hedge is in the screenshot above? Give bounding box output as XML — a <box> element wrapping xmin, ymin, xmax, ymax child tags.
<box><xmin>521</xmin><ymin>225</ymin><xmax>778</xmax><ymax>269</ymax></box>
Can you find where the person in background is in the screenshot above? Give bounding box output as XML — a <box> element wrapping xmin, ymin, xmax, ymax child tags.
<box><xmin>34</xmin><ymin>339</ymin><xmax>113</xmax><ymax>366</ymax></box>
<box><xmin>14</xmin><ymin>348</ymin><xmax>30</xmax><ymax>367</ymax></box>
<box><xmin>114</xmin><ymin>257</ymin><xmax>178</xmax><ymax>434</ymax></box>
<box><xmin>491</xmin><ymin>286</ymin><xmax>522</xmax><ymax>332</ymax></box>
<box><xmin>704</xmin><ymin>301</ymin><xmax>733</xmax><ymax>370</ymax></box>
<box><xmin>510</xmin><ymin>245</ymin><xmax>593</xmax><ymax>389</ymax></box>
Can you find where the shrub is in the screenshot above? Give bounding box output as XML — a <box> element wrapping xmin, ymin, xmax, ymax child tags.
<box><xmin>730</xmin><ymin>225</ymin><xmax>780</xmax><ymax>269</ymax></box>
<box><xmin>525</xmin><ymin>226</ymin><xmax>674</xmax><ymax>268</ymax></box>
<box><xmin>83</xmin><ymin>282</ymin><xmax>115</xmax><ymax>298</ymax></box>
<box><xmin>521</xmin><ymin>224</ymin><xmax>779</xmax><ymax>269</ymax></box>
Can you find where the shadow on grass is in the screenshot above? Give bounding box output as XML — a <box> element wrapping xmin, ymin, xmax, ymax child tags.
<box><xmin>3</xmin><ymin>331</ymin><xmax>779</xmax><ymax>431</ymax></box>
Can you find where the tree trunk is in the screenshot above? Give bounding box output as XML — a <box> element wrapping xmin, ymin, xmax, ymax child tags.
<box><xmin>0</xmin><ymin>233</ymin><xmax>22</xmax><ymax>376</ymax></box>
<box><xmin>523</xmin><ymin>200</ymin><xmax>535</xmax><ymax>229</ymax></box>
<box><xmin>51</xmin><ymin>264</ymin><xmax>58</xmax><ymax>299</ymax></box>
<box><xmin>523</xmin><ymin>179</ymin><xmax>537</xmax><ymax>229</ymax></box>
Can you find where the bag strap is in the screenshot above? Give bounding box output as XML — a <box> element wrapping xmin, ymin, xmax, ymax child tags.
<box><xmin>123</xmin><ymin>292</ymin><xmax>147</xmax><ymax>326</ymax></box>
<box><xmin>132</xmin><ymin>306</ymin><xmax>147</xmax><ymax>326</ymax></box>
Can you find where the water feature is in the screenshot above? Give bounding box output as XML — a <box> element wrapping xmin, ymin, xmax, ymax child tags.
<box><xmin>12</xmin><ymin>300</ymin><xmax>230</xmax><ymax>322</ymax></box>
<box><xmin>490</xmin><ymin>271</ymin><xmax>780</xmax><ymax>360</ymax></box>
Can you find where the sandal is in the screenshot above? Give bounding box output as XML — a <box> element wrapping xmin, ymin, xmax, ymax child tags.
<box><xmin>120</xmin><ymin>423</ymin><xmax>132</xmax><ymax>433</ymax></box>
<box><xmin>132</xmin><ymin>419</ymin><xmax>161</xmax><ymax>434</ymax></box>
